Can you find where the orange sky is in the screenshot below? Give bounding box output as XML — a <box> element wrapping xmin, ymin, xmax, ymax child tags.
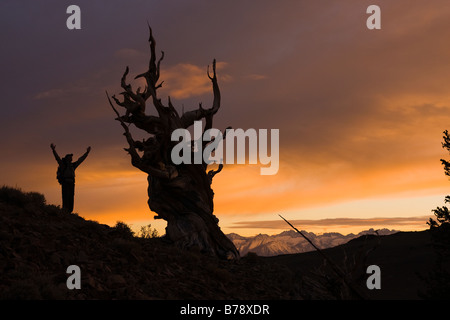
<box><xmin>2</xmin><ymin>1</ymin><xmax>450</xmax><ymax>236</ymax></box>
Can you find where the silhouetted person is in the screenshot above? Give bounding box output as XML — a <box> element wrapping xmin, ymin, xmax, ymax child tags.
<box><xmin>51</xmin><ymin>143</ymin><xmax>91</xmax><ymax>213</ymax></box>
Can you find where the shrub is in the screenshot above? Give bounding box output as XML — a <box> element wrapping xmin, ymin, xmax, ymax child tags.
<box><xmin>137</xmin><ymin>224</ymin><xmax>159</xmax><ymax>238</ymax></box>
<box><xmin>112</xmin><ymin>221</ymin><xmax>135</xmax><ymax>238</ymax></box>
<box><xmin>0</xmin><ymin>186</ymin><xmax>46</xmax><ymax>208</ymax></box>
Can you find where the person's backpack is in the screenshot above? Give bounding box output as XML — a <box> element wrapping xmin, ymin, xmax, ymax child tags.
<box><xmin>56</xmin><ymin>163</ymin><xmax>66</xmax><ymax>185</ymax></box>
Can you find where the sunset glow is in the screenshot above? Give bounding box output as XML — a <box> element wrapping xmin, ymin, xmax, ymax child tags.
<box><xmin>2</xmin><ymin>1</ymin><xmax>450</xmax><ymax>238</ymax></box>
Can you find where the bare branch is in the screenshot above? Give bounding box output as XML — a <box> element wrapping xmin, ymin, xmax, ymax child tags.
<box><xmin>117</xmin><ymin>66</ymin><xmax>146</xmax><ymax>116</ymax></box>
<box><xmin>156</xmin><ymin>51</ymin><xmax>165</xmax><ymax>83</ymax></box>
<box><xmin>107</xmin><ymin>91</ymin><xmax>140</xmax><ymax>161</ymax></box>
<box><xmin>279</xmin><ymin>215</ymin><xmax>366</xmax><ymax>300</ymax></box>
<box><xmin>107</xmin><ymin>91</ymin><xmax>173</xmax><ymax>179</ymax></box>
<box><xmin>180</xmin><ymin>59</ymin><xmax>221</xmax><ymax>129</ymax></box>
<box><xmin>128</xmin><ymin>25</ymin><xmax>167</xmax><ymax>117</ymax></box>
<box><xmin>203</xmin><ymin>126</ymin><xmax>231</xmax><ymax>172</ymax></box>
<box><xmin>207</xmin><ymin>59</ymin><xmax>220</xmax><ymax>115</ymax></box>
<box><xmin>207</xmin><ymin>163</ymin><xmax>223</xmax><ymax>183</ymax></box>
<box><xmin>168</xmin><ymin>96</ymin><xmax>180</xmax><ymax>120</ymax></box>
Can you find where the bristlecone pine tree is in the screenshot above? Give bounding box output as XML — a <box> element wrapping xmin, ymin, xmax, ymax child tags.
<box><xmin>421</xmin><ymin>130</ymin><xmax>450</xmax><ymax>299</ymax></box>
<box><xmin>429</xmin><ymin>130</ymin><xmax>450</xmax><ymax>229</ymax></box>
<box><xmin>107</xmin><ymin>27</ymin><xmax>239</xmax><ymax>260</ymax></box>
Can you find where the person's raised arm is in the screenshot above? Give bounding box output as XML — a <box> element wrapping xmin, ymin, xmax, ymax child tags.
<box><xmin>50</xmin><ymin>143</ymin><xmax>62</xmax><ymax>164</ymax></box>
<box><xmin>73</xmin><ymin>146</ymin><xmax>91</xmax><ymax>168</ymax></box>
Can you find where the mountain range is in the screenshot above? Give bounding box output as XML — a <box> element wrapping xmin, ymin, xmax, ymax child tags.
<box><xmin>228</xmin><ymin>229</ymin><xmax>398</xmax><ymax>257</ymax></box>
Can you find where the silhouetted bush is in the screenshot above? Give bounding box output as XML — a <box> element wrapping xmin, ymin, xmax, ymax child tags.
<box><xmin>137</xmin><ymin>224</ymin><xmax>159</xmax><ymax>238</ymax></box>
<box><xmin>421</xmin><ymin>130</ymin><xmax>450</xmax><ymax>299</ymax></box>
<box><xmin>0</xmin><ymin>186</ymin><xmax>47</xmax><ymax>209</ymax></box>
<box><xmin>112</xmin><ymin>221</ymin><xmax>135</xmax><ymax>238</ymax></box>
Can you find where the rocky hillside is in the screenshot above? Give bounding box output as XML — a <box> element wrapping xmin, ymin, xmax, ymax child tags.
<box><xmin>0</xmin><ymin>186</ymin><xmax>301</xmax><ymax>299</ymax></box>
<box><xmin>0</xmin><ymin>186</ymin><xmax>438</xmax><ymax>300</ymax></box>
<box><xmin>228</xmin><ymin>229</ymin><xmax>398</xmax><ymax>257</ymax></box>
<box><xmin>268</xmin><ymin>229</ymin><xmax>437</xmax><ymax>299</ymax></box>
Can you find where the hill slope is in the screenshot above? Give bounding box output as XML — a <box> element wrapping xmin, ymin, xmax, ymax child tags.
<box><xmin>0</xmin><ymin>186</ymin><xmax>436</xmax><ymax>300</ymax></box>
<box><xmin>0</xmin><ymin>186</ymin><xmax>300</xmax><ymax>299</ymax></box>
<box><xmin>268</xmin><ymin>230</ymin><xmax>436</xmax><ymax>299</ymax></box>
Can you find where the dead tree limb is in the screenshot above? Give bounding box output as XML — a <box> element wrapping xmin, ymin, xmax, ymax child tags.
<box><xmin>279</xmin><ymin>214</ymin><xmax>366</xmax><ymax>299</ymax></box>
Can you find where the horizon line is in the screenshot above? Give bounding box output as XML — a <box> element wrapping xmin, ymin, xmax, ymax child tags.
<box><xmin>230</xmin><ymin>215</ymin><xmax>432</xmax><ymax>230</ymax></box>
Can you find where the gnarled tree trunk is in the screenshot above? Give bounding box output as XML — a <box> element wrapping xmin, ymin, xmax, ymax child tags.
<box><xmin>107</xmin><ymin>26</ymin><xmax>239</xmax><ymax>259</ymax></box>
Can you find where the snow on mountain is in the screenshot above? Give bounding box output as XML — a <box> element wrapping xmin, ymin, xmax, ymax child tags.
<box><xmin>228</xmin><ymin>228</ymin><xmax>398</xmax><ymax>257</ymax></box>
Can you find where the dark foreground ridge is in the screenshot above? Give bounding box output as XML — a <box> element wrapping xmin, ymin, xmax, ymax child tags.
<box><xmin>0</xmin><ymin>186</ymin><xmax>299</xmax><ymax>299</ymax></box>
<box><xmin>0</xmin><ymin>186</ymin><xmax>436</xmax><ymax>299</ymax></box>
